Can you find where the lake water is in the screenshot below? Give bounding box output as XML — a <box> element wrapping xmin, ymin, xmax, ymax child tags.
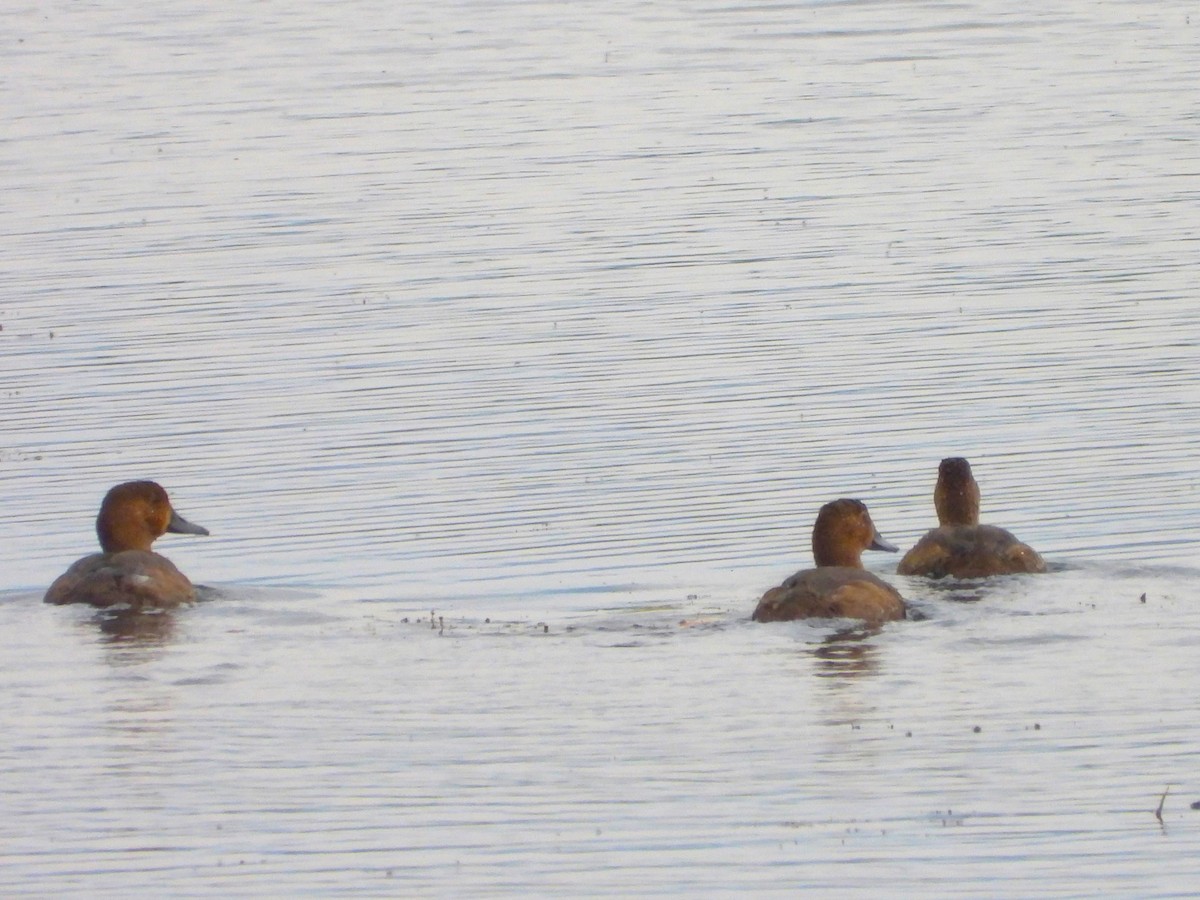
<box><xmin>3</xmin><ymin>0</ymin><xmax>1200</xmax><ymax>894</ymax></box>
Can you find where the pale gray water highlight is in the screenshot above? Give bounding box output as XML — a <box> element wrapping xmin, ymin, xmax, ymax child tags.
<box><xmin>3</xmin><ymin>0</ymin><xmax>1200</xmax><ymax>894</ymax></box>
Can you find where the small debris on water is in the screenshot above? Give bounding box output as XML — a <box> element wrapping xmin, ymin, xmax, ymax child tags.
<box><xmin>1140</xmin><ymin>593</ymin><xmax>1147</xmax><ymax>603</ymax></box>
<box><xmin>972</xmin><ymin>725</ymin><xmax>981</xmax><ymax>733</ymax></box>
<box><xmin>1156</xmin><ymin>786</ymin><xmax>1170</xmax><ymax>823</ymax></box>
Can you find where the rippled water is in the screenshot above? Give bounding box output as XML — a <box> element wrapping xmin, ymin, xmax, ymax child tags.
<box><xmin>3</xmin><ymin>0</ymin><xmax>1200</xmax><ymax>894</ymax></box>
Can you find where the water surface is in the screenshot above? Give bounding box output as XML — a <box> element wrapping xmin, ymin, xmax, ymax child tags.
<box><xmin>3</xmin><ymin>0</ymin><xmax>1199</xmax><ymax>894</ymax></box>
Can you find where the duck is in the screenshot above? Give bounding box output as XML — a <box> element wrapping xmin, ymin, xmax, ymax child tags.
<box><xmin>897</xmin><ymin>457</ymin><xmax>1045</xmax><ymax>578</ymax></box>
<box><xmin>44</xmin><ymin>481</ymin><xmax>210</xmax><ymax>609</ymax></box>
<box><xmin>753</xmin><ymin>498</ymin><xmax>906</xmax><ymax>623</ymax></box>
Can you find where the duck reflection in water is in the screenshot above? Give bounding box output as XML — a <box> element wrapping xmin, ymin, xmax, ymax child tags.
<box><xmin>94</xmin><ymin>608</ymin><xmax>178</xmax><ymax>645</ymax></box>
<box><xmin>810</xmin><ymin>627</ymin><xmax>882</xmax><ymax>679</ymax></box>
<box><xmin>898</xmin><ymin>458</ymin><xmax>1046</xmax><ymax>579</ymax></box>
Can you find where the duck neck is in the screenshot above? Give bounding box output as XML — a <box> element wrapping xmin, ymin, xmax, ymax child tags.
<box><xmin>812</xmin><ymin>533</ymin><xmax>863</xmax><ymax>568</ymax></box>
<box><xmin>97</xmin><ymin>515</ymin><xmax>154</xmax><ymax>553</ymax></box>
<box><xmin>935</xmin><ymin>480</ymin><xmax>980</xmax><ymax>526</ymax></box>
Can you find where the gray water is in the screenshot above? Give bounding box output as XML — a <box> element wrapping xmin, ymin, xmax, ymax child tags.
<box><xmin>3</xmin><ymin>0</ymin><xmax>1200</xmax><ymax>895</ymax></box>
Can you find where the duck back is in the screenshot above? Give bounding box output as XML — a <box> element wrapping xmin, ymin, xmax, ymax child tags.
<box><xmin>753</xmin><ymin>567</ymin><xmax>905</xmax><ymax>623</ymax></box>
<box><xmin>44</xmin><ymin>550</ymin><xmax>197</xmax><ymax>608</ymax></box>
<box><xmin>897</xmin><ymin>524</ymin><xmax>1046</xmax><ymax>579</ymax></box>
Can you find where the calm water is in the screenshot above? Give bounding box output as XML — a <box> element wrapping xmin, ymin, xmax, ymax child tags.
<box><xmin>3</xmin><ymin>0</ymin><xmax>1200</xmax><ymax>894</ymax></box>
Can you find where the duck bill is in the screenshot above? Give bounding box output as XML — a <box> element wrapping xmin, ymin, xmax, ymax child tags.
<box><xmin>167</xmin><ymin>509</ymin><xmax>210</xmax><ymax>537</ymax></box>
<box><xmin>869</xmin><ymin>530</ymin><xmax>898</xmax><ymax>553</ymax></box>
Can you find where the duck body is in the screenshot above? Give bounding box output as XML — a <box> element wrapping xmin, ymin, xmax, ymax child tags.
<box><xmin>753</xmin><ymin>498</ymin><xmax>906</xmax><ymax>624</ymax></box>
<box><xmin>897</xmin><ymin>458</ymin><xmax>1045</xmax><ymax>579</ymax></box>
<box><xmin>897</xmin><ymin>523</ymin><xmax>1046</xmax><ymax>579</ymax></box>
<box><xmin>44</xmin><ymin>481</ymin><xmax>209</xmax><ymax>610</ymax></box>
<box><xmin>44</xmin><ymin>550</ymin><xmax>197</xmax><ymax>608</ymax></box>
<box><xmin>753</xmin><ymin>566</ymin><xmax>905</xmax><ymax>623</ymax></box>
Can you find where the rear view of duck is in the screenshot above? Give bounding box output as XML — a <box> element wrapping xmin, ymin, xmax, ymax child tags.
<box><xmin>897</xmin><ymin>458</ymin><xmax>1045</xmax><ymax>579</ymax></box>
<box><xmin>44</xmin><ymin>481</ymin><xmax>210</xmax><ymax>609</ymax></box>
<box><xmin>753</xmin><ymin>498</ymin><xmax>906</xmax><ymax>623</ymax></box>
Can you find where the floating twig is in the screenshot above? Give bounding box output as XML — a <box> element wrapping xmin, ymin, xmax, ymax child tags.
<box><xmin>1156</xmin><ymin>785</ymin><xmax>1170</xmax><ymax>824</ymax></box>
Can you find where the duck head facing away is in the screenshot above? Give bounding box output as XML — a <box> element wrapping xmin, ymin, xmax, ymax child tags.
<box><xmin>934</xmin><ymin>457</ymin><xmax>981</xmax><ymax>526</ymax></box>
<box><xmin>96</xmin><ymin>480</ymin><xmax>209</xmax><ymax>553</ymax></box>
<box><xmin>811</xmin><ymin>498</ymin><xmax>898</xmax><ymax>568</ymax></box>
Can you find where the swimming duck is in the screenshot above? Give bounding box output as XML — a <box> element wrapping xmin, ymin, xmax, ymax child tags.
<box><xmin>44</xmin><ymin>481</ymin><xmax>210</xmax><ymax>609</ymax></box>
<box><xmin>897</xmin><ymin>457</ymin><xmax>1045</xmax><ymax>578</ymax></box>
<box><xmin>753</xmin><ymin>498</ymin><xmax>906</xmax><ymax>623</ymax></box>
